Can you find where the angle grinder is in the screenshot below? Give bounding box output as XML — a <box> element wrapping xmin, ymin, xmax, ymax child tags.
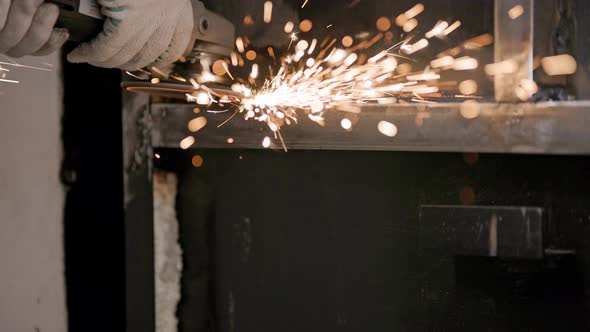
<box><xmin>48</xmin><ymin>0</ymin><xmax>237</xmax><ymax>98</ymax></box>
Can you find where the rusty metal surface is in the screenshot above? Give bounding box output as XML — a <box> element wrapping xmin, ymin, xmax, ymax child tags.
<box><xmin>122</xmin><ymin>92</ymin><xmax>156</xmax><ymax>332</ymax></box>
<box><xmin>151</xmin><ymin>101</ymin><xmax>590</xmax><ymax>155</ymax></box>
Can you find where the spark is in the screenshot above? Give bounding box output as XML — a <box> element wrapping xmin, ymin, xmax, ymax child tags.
<box><xmin>301</xmin><ymin>0</ymin><xmax>309</xmax><ymax>8</ymax></box>
<box><xmin>192</xmin><ymin>155</ymin><xmax>204</xmax><ymax>167</ymax></box>
<box><xmin>177</xmin><ymin>2</ymin><xmax>538</xmax><ymax>152</ymax></box>
<box><xmin>460</xmin><ymin>100</ymin><xmax>480</xmax><ymax>119</ymax></box>
<box><xmin>288</xmin><ymin>32</ymin><xmax>299</xmax><ymax>49</ymax></box>
<box><xmin>341</xmin><ymin>118</ymin><xmax>352</xmax><ymax>130</ymax></box>
<box><xmin>453</xmin><ymin>57</ymin><xmax>479</xmax><ymax>71</ymax></box>
<box><xmin>464</xmin><ymin>34</ymin><xmax>494</xmax><ymax>49</ymax></box>
<box><xmin>250</xmin><ymin>64</ymin><xmax>259</xmax><ymax>79</ymax></box>
<box><xmin>376</xmin><ymin>17</ymin><xmax>392</xmax><ymax>32</ymax></box>
<box><xmin>508</xmin><ymin>5</ymin><xmax>525</xmax><ymax>20</ymax></box>
<box><xmin>170</xmin><ymin>74</ymin><xmax>187</xmax><ymax>82</ymax></box>
<box><xmin>402</xmin><ymin>39</ymin><xmax>429</xmax><ymax>54</ymax></box>
<box><xmin>308</xmin><ymin>38</ymin><xmax>318</xmax><ymax>54</ymax></box>
<box><xmin>151</xmin><ymin>66</ymin><xmax>167</xmax><ymax>77</ymax></box>
<box><xmin>300</xmin><ymin>19</ymin><xmax>313</xmax><ymax>33</ymax></box>
<box><xmin>541</xmin><ymin>54</ymin><xmax>577</xmax><ymax>76</ymax></box>
<box><xmin>236</xmin><ymin>37</ymin><xmax>245</xmax><ymax>53</ymax></box>
<box><xmin>187</xmin><ymin>92</ymin><xmax>210</xmax><ymax>105</ymax></box>
<box><xmin>180</xmin><ymin>136</ymin><xmax>195</xmax><ymax>150</ymax></box>
<box><xmin>284</xmin><ymin>21</ymin><xmax>295</xmax><ymax>33</ymax></box>
<box><xmin>221</xmin><ymin>61</ymin><xmax>235</xmax><ymax>80</ymax></box>
<box><xmin>405</xmin><ymin>3</ymin><xmax>425</xmax><ymax>19</ymax></box>
<box><xmin>425</xmin><ymin>21</ymin><xmax>449</xmax><ymax>39</ymax></box>
<box><xmin>378</xmin><ymin>121</ymin><xmax>398</xmax><ymax>137</ymax></box>
<box><xmin>443</xmin><ymin>21</ymin><xmax>462</xmax><ymax>36</ymax></box>
<box><xmin>188</xmin><ymin>116</ymin><xmax>208</xmax><ymax>132</ymax></box>
<box><xmin>246</xmin><ymin>50</ymin><xmax>257</xmax><ymax>61</ymax></box>
<box><xmin>243</xmin><ymin>15</ymin><xmax>254</xmax><ymax>25</ymax></box>
<box><xmin>231</xmin><ymin>52</ymin><xmax>239</xmax><ymax>66</ymax></box>
<box><xmin>264</xmin><ymin>1</ymin><xmax>273</xmax><ymax>23</ymax></box>
<box><xmin>515</xmin><ymin>79</ymin><xmax>538</xmax><ymax>101</ymax></box>
<box><xmin>403</xmin><ymin>19</ymin><xmax>418</xmax><ymax>32</ymax></box>
<box><xmin>342</xmin><ymin>36</ymin><xmax>354</xmax><ymax>48</ymax></box>
<box><xmin>0</xmin><ymin>78</ymin><xmax>19</xmax><ymax>84</ymax></box>
<box><xmin>430</xmin><ymin>56</ymin><xmax>454</xmax><ymax>68</ymax></box>
<box><xmin>484</xmin><ymin>59</ymin><xmax>518</xmax><ymax>75</ymax></box>
<box><xmin>189</xmin><ymin>78</ymin><xmax>200</xmax><ymax>89</ymax></box>
<box><xmin>296</xmin><ymin>40</ymin><xmax>309</xmax><ymax>51</ymax></box>
<box><xmin>458</xmin><ymin>80</ymin><xmax>478</xmax><ymax>95</ymax></box>
<box><xmin>0</xmin><ymin>61</ymin><xmax>51</xmax><ymax>72</ymax></box>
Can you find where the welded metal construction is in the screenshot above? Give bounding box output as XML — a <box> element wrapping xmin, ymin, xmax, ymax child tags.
<box><xmin>120</xmin><ymin>1</ymin><xmax>590</xmax><ymax>332</ymax></box>
<box><xmin>151</xmin><ymin>101</ymin><xmax>590</xmax><ymax>155</ymax></box>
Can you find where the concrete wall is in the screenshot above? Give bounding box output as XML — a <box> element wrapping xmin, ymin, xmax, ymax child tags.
<box><xmin>0</xmin><ymin>54</ymin><xmax>67</xmax><ymax>332</ymax></box>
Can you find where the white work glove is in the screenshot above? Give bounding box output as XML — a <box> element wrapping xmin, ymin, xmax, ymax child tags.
<box><xmin>0</xmin><ymin>0</ymin><xmax>69</xmax><ymax>57</ymax></box>
<box><xmin>68</xmin><ymin>0</ymin><xmax>195</xmax><ymax>70</ymax></box>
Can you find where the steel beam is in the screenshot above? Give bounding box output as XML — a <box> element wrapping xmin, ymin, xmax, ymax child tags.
<box><xmin>494</xmin><ymin>0</ymin><xmax>534</xmax><ymax>101</ymax></box>
<box><xmin>123</xmin><ymin>92</ymin><xmax>156</xmax><ymax>332</ymax></box>
<box><xmin>151</xmin><ymin>101</ymin><xmax>590</xmax><ymax>155</ymax></box>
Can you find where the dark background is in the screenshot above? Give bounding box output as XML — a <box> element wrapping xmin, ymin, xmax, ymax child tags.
<box><xmin>61</xmin><ymin>60</ymin><xmax>590</xmax><ymax>331</ymax></box>
<box><xmin>61</xmin><ymin>44</ymin><xmax>126</xmax><ymax>332</ymax></box>
<box><xmin>156</xmin><ymin>149</ymin><xmax>590</xmax><ymax>332</ymax></box>
<box><xmin>60</xmin><ymin>0</ymin><xmax>590</xmax><ymax>331</ymax></box>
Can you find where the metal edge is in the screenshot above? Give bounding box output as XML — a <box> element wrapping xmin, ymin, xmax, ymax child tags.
<box><xmin>150</xmin><ymin>101</ymin><xmax>590</xmax><ymax>155</ymax></box>
<box><xmin>123</xmin><ymin>91</ymin><xmax>156</xmax><ymax>332</ymax></box>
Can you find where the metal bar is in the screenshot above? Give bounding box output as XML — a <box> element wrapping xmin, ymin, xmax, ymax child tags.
<box><xmin>494</xmin><ymin>0</ymin><xmax>534</xmax><ymax>101</ymax></box>
<box><xmin>151</xmin><ymin>101</ymin><xmax>590</xmax><ymax>155</ymax></box>
<box><xmin>419</xmin><ymin>205</ymin><xmax>544</xmax><ymax>260</ymax></box>
<box><xmin>123</xmin><ymin>92</ymin><xmax>156</xmax><ymax>332</ymax></box>
<box><xmin>573</xmin><ymin>0</ymin><xmax>590</xmax><ymax>99</ymax></box>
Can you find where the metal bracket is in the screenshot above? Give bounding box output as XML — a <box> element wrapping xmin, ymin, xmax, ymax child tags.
<box><xmin>494</xmin><ymin>0</ymin><xmax>534</xmax><ymax>101</ymax></box>
<box><xmin>187</xmin><ymin>0</ymin><xmax>236</xmax><ymax>58</ymax></box>
<box><xmin>419</xmin><ymin>205</ymin><xmax>544</xmax><ymax>260</ymax></box>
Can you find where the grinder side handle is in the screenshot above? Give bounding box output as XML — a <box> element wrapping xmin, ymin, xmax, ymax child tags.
<box><xmin>46</xmin><ymin>0</ymin><xmax>104</xmax><ymax>42</ymax></box>
<box><xmin>56</xmin><ymin>8</ymin><xmax>104</xmax><ymax>42</ymax></box>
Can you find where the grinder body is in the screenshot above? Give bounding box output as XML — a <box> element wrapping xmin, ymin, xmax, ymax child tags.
<box><xmin>49</xmin><ymin>0</ymin><xmax>104</xmax><ymax>42</ymax></box>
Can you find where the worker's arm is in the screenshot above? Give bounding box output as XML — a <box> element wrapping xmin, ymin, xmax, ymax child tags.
<box><xmin>68</xmin><ymin>0</ymin><xmax>299</xmax><ymax>70</ymax></box>
<box><xmin>67</xmin><ymin>0</ymin><xmax>195</xmax><ymax>70</ymax></box>
<box><xmin>0</xmin><ymin>0</ymin><xmax>298</xmax><ymax>69</ymax></box>
<box><xmin>0</xmin><ymin>0</ymin><xmax>69</xmax><ymax>57</ymax></box>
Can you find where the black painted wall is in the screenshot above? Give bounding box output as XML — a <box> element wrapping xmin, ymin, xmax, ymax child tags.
<box><xmin>159</xmin><ymin>149</ymin><xmax>590</xmax><ymax>332</ymax></box>
<box><xmin>62</xmin><ymin>45</ymin><xmax>126</xmax><ymax>332</ymax></box>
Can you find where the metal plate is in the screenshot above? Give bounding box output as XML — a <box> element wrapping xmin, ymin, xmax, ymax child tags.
<box><xmin>122</xmin><ymin>82</ymin><xmax>238</xmax><ymax>100</ymax></box>
<box><xmin>151</xmin><ymin>101</ymin><xmax>590</xmax><ymax>155</ymax></box>
<box><xmin>419</xmin><ymin>205</ymin><xmax>544</xmax><ymax>259</ymax></box>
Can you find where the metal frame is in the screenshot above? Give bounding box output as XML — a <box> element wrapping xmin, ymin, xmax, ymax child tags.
<box><xmin>121</xmin><ymin>1</ymin><xmax>588</xmax><ymax>331</ymax></box>
<box><xmin>494</xmin><ymin>0</ymin><xmax>533</xmax><ymax>101</ymax></box>
<box><xmin>123</xmin><ymin>92</ymin><xmax>155</xmax><ymax>332</ymax></box>
<box><xmin>152</xmin><ymin>101</ymin><xmax>590</xmax><ymax>155</ymax></box>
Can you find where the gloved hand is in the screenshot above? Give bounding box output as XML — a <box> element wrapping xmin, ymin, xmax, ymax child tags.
<box><xmin>68</xmin><ymin>0</ymin><xmax>195</xmax><ymax>70</ymax></box>
<box><xmin>0</xmin><ymin>0</ymin><xmax>69</xmax><ymax>57</ymax></box>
